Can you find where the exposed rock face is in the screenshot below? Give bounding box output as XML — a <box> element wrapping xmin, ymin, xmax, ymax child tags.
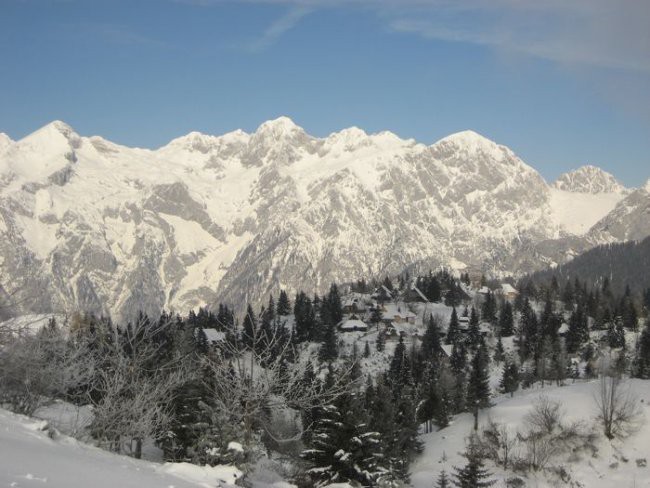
<box><xmin>0</xmin><ymin>119</ymin><xmax>645</xmax><ymax>321</ymax></box>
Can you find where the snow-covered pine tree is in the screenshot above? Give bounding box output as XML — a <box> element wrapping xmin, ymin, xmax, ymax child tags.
<box><xmin>302</xmin><ymin>388</ymin><xmax>385</xmax><ymax>486</ymax></box>
<box><xmin>607</xmin><ymin>316</ymin><xmax>625</xmax><ymax>349</ymax></box>
<box><xmin>452</xmin><ymin>436</ymin><xmax>495</xmax><ymax>488</ymax></box>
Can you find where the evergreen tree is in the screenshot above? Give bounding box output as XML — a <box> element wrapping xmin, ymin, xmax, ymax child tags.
<box><xmin>370</xmin><ymin>306</ymin><xmax>383</xmax><ymax>331</ymax></box>
<box><xmin>241</xmin><ymin>304</ymin><xmax>257</xmax><ymax>350</ymax></box>
<box><xmin>468</xmin><ymin>307</ymin><xmax>481</xmax><ymax>349</ymax></box>
<box><xmin>452</xmin><ymin>437</ymin><xmax>495</xmax><ymax>488</ymax></box>
<box><xmin>436</xmin><ymin>469</ymin><xmax>451</xmax><ymax>488</ymax></box>
<box><xmin>388</xmin><ymin>334</ymin><xmax>411</xmax><ymax>392</ymax></box>
<box><xmin>277</xmin><ymin>290</ymin><xmax>291</xmax><ymax>316</ymax></box>
<box><xmin>376</xmin><ymin>331</ymin><xmax>386</xmax><ymax>352</ymax></box>
<box><xmin>321</xmin><ymin>283</ymin><xmax>343</xmax><ymax>326</ymax></box>
<box><xmin>481</xmin><ymin>291</ymin><xmax>497</xmax><ymax>324</ymax></box>
<box><xmin>303</xmin><ymin>390</ymin><xmax>384</xmax><ymax>486</ymax></box>
<box><xmin>607</xmin><ymin>316</ymin><xmax>626</xmax><ymax>349</ymax></box>
<box><xmin>498</xmin><ymin>300</ymin><xmax>514</xmax><ymax>336</ymax></box>
<box><xmin>389</xmin><ymin>385</ymin><xmax>422</xmax><ymax>481</ymax></box>
<box><xmin>363</xmin><ymin>340</ymin><xmax>371</xmax><ymax>358</ymax></box>
<box><xmin>294</xmin><ymin>292</ymin><xmax>316</xmax><ymax>343</ymax></box>
<box><xmin>493</xmin><ymin>335</ymin><xmax>505</xmax><ymax>363</ymax></box>
<box><xmin>446</xmin><ymin>307</ymin><xmax>460</xmax><ymax>345</ymax></box>
<box><xmin>499</xmin><ymin>361</ymin><xmax>520</xmax><ymax>397</ymax></box>
<box><xmin>422</xmin><ymin>314</ymin><xmax>443</xmax><ymax>362</ymax></box>
<box><xmin>566</xmin><ymin>306</ymin><xmax>589</xmax><ymax>353</ymax></box>
<box><xmin>319</xmin><ymin>322</ymin><xmax>338</xmax><ymax>362</ymax></box>
<box><xmin>634</xmin><ymin>318</ymin><xmax>650</xmax><ymax>378</ymax></box>
<box><xmin>467</xmin><ymin>341</ymin><xmax>491</xmax><ymax>430</ymax></box>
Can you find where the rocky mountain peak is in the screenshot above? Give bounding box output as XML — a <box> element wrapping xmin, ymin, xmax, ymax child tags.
<box><xmin>553</xmin><ymin>165</ymin><xmax>626</xmax><ymax>194</ymax></box>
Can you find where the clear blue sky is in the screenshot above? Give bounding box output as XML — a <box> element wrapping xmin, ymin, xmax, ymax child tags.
<box><xmin>1</xmin><ymin>0</ymin><xmax>648</xmax><ymax>186</ymax></box>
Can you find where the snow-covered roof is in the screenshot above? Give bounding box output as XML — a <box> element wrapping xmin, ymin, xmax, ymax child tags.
<box><xmin>478</xmin><ymin>286</ymin><xmax>491</xmax><ymax>294</ymax></box>
<box><xmin>441</xmin><ymin>344</ymin><xmax>453</xmax><ymax>357</ymax></box>
<box><xmin>412</xmin><ymin>286</ymin><xmax>429</xmax><ymax>302</ymax></box>
<box><xmin>500</xmin><ymin>283</ymin><xmax>518</xmax><ymax>294</ymax></box>
<box><xmin>558</xmin><ymin>323</ymin><xmax>569</xmax><ymax>334</ymax></box>
<box><xmin>339</xmin><ymin>319</ymin><xmax>368</xmax><ymax>330</ymax></box>
<box><xmin>203</xmin><ymin>328</ymin><xmax>226</xmax><ymax>343</ymax></box>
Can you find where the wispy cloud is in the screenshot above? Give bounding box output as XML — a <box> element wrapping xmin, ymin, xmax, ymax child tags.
<box><xmin>185</xmin><ymin>0</ymin><xmax>649</xmax><ymax>74</ymax></box>
<box><xmin>247</xmin><ymin>6</ymin><xmax>312</xmax><ymax>51</ymax></box>
<box><xmin>387</xmin><ymin>0</ymin><xmax>650</xmax><ymax>75</ymax></box>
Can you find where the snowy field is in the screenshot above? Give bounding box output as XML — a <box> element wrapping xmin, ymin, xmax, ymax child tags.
<box><xmin>411</xmin><ymin>379</ymin><xmax>650</xmax><ymax>488</ymax></box>
<box><xmin>0</xmin><ymin>408</ymin><xmax>242</xmax><ymax>488</ymax></box>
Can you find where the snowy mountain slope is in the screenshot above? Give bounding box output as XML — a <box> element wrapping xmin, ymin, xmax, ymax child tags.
<box><xmin>0</xmin><ymin>118</ymin><xmax>645</xmax><ymax>320</ymax></box>
<box><xmin>586</xmin><ymin>179</ymin><xmax>650</xmax><ymax>243</ymax></box>
<box><xmin>548</xmin><ymin>189</ymin><xmax>625</xmax><ymax>235</ymax></box>
<box><xmin>0</xmin><ymin>408</ymin><xmax>241</xmax><ymax>488</ymax></box>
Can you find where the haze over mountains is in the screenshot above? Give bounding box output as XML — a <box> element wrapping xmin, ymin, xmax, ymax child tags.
<box><xmin>0</xmin><ymin>118</ymin><xmax>647</xmax><ymax>321</ymax></box>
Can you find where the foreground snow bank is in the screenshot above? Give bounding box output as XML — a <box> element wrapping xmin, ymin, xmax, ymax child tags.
<box><xmin>411</xmin><ymin>379</ymin><xmax>650</xmax><ymax>488</ymax></box>
<box><xmin>0</xmin><ymin>408</ymin><xmax>241</xmax><ymax>488</ymax></box>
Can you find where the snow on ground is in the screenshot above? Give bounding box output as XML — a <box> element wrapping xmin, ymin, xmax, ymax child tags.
<box><xmin>549</xmin><ymin>188</ymin><xmax>624</xmax><ymax>236</ymax></box>
<box><xmin>0</xmin><ymin>313</ymin><xmax>64</xmax><ymax>335</ymax></box>
<box><xmin>0</xmin><ymin>408</ymin><xmax>241</xmax><ymax>488</ymax></box>
<box><xmin>411</xmin><ymin>379</ymin><xmax>650</xmax><ymax>488</ymax></box>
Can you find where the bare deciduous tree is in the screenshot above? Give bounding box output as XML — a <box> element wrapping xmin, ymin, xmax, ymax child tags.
<box><xmin>85</xmin><ymin>315</ymin><xmax>193</xmax><ymax>459</ymax></box>
<box><xmin>202</xmin><ymin>313</ymin><xmax>353</xmax><ymax>453</ymax></box>
<box><xmin>594</xmin><ymin>373</ymin><xmax>642</xmax><ymax>439</ymax></box>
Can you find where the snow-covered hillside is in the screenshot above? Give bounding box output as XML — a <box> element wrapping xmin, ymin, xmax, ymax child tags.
<box><xmin>0</xmin><ymin>408</ymin><xmax>242</xmax><ymax>488</ymax></box>
<box><xmin>412</xmin><ymin>380</ymin><xmax>650</xmax><ymax>488</ymax></box>
<box><xmin>0</xmin><ymin>119</ymin><xmax>646</xmax><ymax>320</ymax></box>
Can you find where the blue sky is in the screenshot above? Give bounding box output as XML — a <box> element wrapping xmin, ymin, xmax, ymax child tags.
<box><xmin>0</xmin><ymin>0</ymin><xmax>648</xmax><ymax>185</ymax></box>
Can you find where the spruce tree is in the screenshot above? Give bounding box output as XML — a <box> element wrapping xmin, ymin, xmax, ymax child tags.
<box><xmin>468</xmin><ymin>307</ymin><xmax>481</xmax><ymax>348</ymax></box>
<box><xmin>493</xmin><ymin>335</ymin><xmax>505</xmax><ymax>363</ymax></box>
<box><xmin>370</xmin><ymin>306</ymin><xmax>383</xmax><ymax>331</ymax></box>
<box><xmin>498</xmin><ymin>301</ymin><xmax>514</xmax><ymax>336</ymax></box>
<box><xmin>499</xmin><ymin>361</ymin><xmax>520</xmax><ymax>397</ymax></box>
<box><xmin>566</xmin><ymin>306</ymin><xmax>589</xmax><ymax>354</ymax></box>
<box><xmin>363</xmin><ymin>340</ymin><xmax>371</xmax><ymax>358</ymax></box>
<box><xmin>467</xmin><ymin>341</ymin><xmax>491</xmax><ymax>430</ymax></box>
<box><xmin>481</xmin><ymin>291</ymin><xmax>497</xmax><ymax>324</ymax></box>
<box><xmin>376</xmin><ymin>331</ymin><xmax>386</xmax><ymax>352</ymax></box>
<box><xmin>242</xmin><ymin>304</ymin><xmax>257</xmax><ymax>350</ymax></box>
<box><xmin>294</xmin><ymin>292</ymin><xmax>316</xmax><ymax>343</ymax></box>
<box><xmin>422</xmin><ymin>314</ymin><xmax>443</xmax><ymax>362</ymax></box>
<box><xmin>607</xmin><ymin>317</ymin><xmax>626</xmax><ymax>349</ymax></box>
<box><xmin>446</xmin><ymin>307</ymin><xmax>460</xmax><ymax>345</ymax></box>
<box><xmin>303</xmin><ymin>390</ymin><xmax>384</xmax><ymax>486</ymax></box>
<box><xmin>452</xmin><ymin>437</ymin><xmax>495</xmax><ymax>488</ymax></box>
<box><xmin>436</xmin><ymin>469</ymin><xmax>451</xmax><ymax>488</ymax></box>
<box><xmin>319</xmin><ymin>322</ymin><xmax>338</xmax><ymax>362</ymax></box>
<box><xmin>277</xmin><ymin>289</ymin><xmax>291</xmax><ymax>316</ymax></box>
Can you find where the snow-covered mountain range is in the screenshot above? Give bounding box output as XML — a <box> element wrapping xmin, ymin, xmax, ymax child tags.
<box><xmin>0</xmin><ymin>118</ymin><xmax>647</xmax><ymax>321</ymax></box>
